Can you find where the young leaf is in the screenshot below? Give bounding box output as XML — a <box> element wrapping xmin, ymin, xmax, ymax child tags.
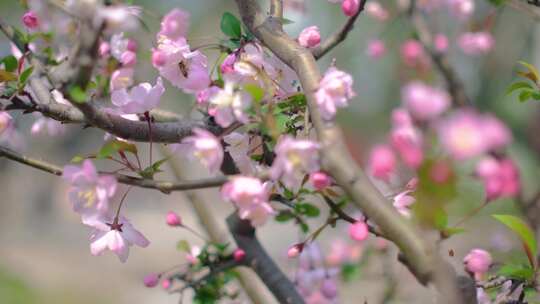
<box><xmin>519</xmin><ymin>90</ymin><xmax>533</xmax><ymax>103</ymax></box>
<box><xmin>139</xmin><ymin>158</ymin><xmax>169</xmax><ymax>179</ymax></box>
<box><xmin>244</xmin><ymin>83</ymin><xmax>265</xmax><ymax>102</ymax></box>
<box><xmin>275</xmin><ymin>211</ymin><xmax>294</xmax><ymax>222</ymax></box>
<box><xmin>19</xmin><ymin>66</ymin><xmax>34</xmax><ymax>85</ymax></box>
<box><xmin>506</xmin><ymin>81</ymin><xmax>533</xmax><ymax>95</ymax></box>
<box><xmin>518</xmin><ymin>61</ymin><xmax>540</xmax><ymax>83</ymax></box>
<box><xmin>1</xmin><ymin>55</ymin><xmax>18</xmax><ymax>72</ymax></box>
<box><xmin>97</xmin><ymin>140</ymin><xmax>138</xmax><ymax>159</ymax></box>
<box><xmin>220</xmin><ymin>12</ymin><xmax>242</xmax><ymax>39</ymax></box>
<box><xmin>69</xmin><ymin>85</ymin><xmax>88</xmax><ymax>104</ymax></box>
<box><xmin>493</xmin><ymin>214</ymin><xmax>537</xmax><ymax>269</ymax></box>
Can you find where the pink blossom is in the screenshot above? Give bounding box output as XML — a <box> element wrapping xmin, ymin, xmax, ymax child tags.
<box><xmin>298</xmin><ymin>26</ymin><xmax>321</xmax><ymax>48</ymax></box>
<box><xmin>434</xmin><ymin>34</ymin><xmax>449</xmax><ymax>53</ymax></box>
<box><xmin>196</xmin><ymin>86</ymin><xmax>220</xmax><ymax>107</ymax></box>
<box><xmin>326</xmin><ymin>239</ymin><xmax>363</xmax><ymax>266</ymax></box>
<box><xmin>342</xmin><ymin>0</ymin><xmax>361</xmax><ymax>16</ymax></box>
<box><xmin>22</xmin><ymin>11</ymin><xmax>39</xmax><ymax>29</ymax></box>
<box><xmin>402</xmin><ymin>81</ymin><xmax>450</xmax><ymax>121</ymax></box>
<box><xmin>31</xmin><ymin>114</ymin><xmax>66</xmax><ymax>136</ymax></box>
<box><xmin>220</xmin><ymin>53</ymin><xmax>237</xmax><ymax>75</ymax></box>
<box><xmin>366</xmin><ymin>39</ymin><xmax>386</xmax><ymax>59</ymax></box>
<box><xmin>393</xmin><ymin>190</ymin><xmax>416</xmax><ymax>217</ymax></box>
<box><xmin>165</xmin><ymin>211</ymin><xmax>182</xmax><ymax>227</ymax></box>
<box><xmin>221</xmin><ymin>177</ymin><xmax>275</xmax><ymax>226</ymax></box>
<box><xmin>400</xmin><ymin>40</ymin><xmax>426</xmax><ymax>67</ymax></box>
<box><xmin>158</xmin><ymin>8</ymin><xmax>190</xmax><ymax>40</ymax></box>
<box><xmin>270</xmin><ymin>136</ymin><xmax>320</xmax><ymax>190</ymax></box>
<box><xmin>179</xmin><ymin>128</ymin><xmax>223</xmax><ymax>173</ymax></box>
<box><xmin>161</xmin><ymin>279</ymin><xmax>171</xmax><ymax>289</ymax></box>
<box><xmin>287</xmin><ymin>243</ymin><xmax>304</xmax><ymax>258</ymax></box>
<box><xmin>447</xmin><ymin>0</ymin><xmax>474</xmax><ymax>19</ymax></box>
<box><xmin>87</xmin><ymin>215</ymin><xmax>150</xmax><ymax>263</ymax></box>
<box><xmin>110</xmin><ymin>68</ymin><xmax>134</xmax><ymax>91</ymax></box>
<box><xmin>151</xmin><ymin>49</ymin><xmax>167</xmax><ymax>67</ymax></box>
<box><xmin>120</xmin><ymin>50</ymin><xmax>136</xmax><ymax>67</ymax></box>
<box><xmin>99</xmin><ymin>41</ymin><xmax>110</xmax><ymax>58</ymax></box>
<box><xmin>349</xmin><ymin>221</ymin><xmax>369</xmax><ymax>242</ymax></box>
<box><xmin>223</xmin><ymin>132</ymin><xmax>256</xmax><ymax>175</ymax></box>
<box><xmin>0</xmin><ymin>112</ymin><xmax>13</xmax><ymax>135</ymax></box>
<box><xmin>110</xmin><ymin>33</ymin><xmax>130</xmax><ymax>61</ymax></box>
<box><xmin>368</xmin><ymin>144</ymin><xmax>396</xmax><ymax>181</ymax></box>
<box><xmin>153</xmin><ymin>37</ymin><xmax>210</xmax><ymax>94</ymax></box>
<box><xmin>309</xmin><ymin>172</ymin><xmax>332</xmax><ymax>190</ymax></box>
<box><xmin>437</xmin><ymin>110</ymin><xmax>488</xmax><ymax>160</ymax></box>
<box><xmin>365</xmin><ymin>2</ymin><xmax>389</xmax><ymax>21</ymax></box>
<box><xmin>143</xmin><ymin>273</ymin><xmax>159</xmax><ymax>287</ymax></box>
<box><xmin>320</xmin><ymin>278</ymin><xmax>338</xmax><ymax>299</ymax></box>
<box><xmin>62</xmin><ymin>160</ymin><xmax>117</xmax><ymax>216</ymax></box>
<box><xmin>95</xmin><ymin>5</ymin><xmax>140</xmax><ymax>33</ymax></box>
<box><xmin>111</xmin><ymin>77</ymin><xmax>164</xmax><ymax>114</ymax></box>
<box><xmin>233</xmin><ymin>249</ymin><xmax>246</xmax><ymax>262</ymax></box>
<box><xmin>209</xmin><ymin>81</ymin><xmax>251</xmax><ymax>127</ymax></box>
<box><xmin>475</xmin><ymin>156</ymin><xmax>520</xmax><ymax>202</ymax></box>
<box><xmin>186</xmin><ymin>246</ymin><xmax>202</xmax><ymax>265</ymax></box>
<box><xmin>315</xmin><ymin>67</ymin><xmax>355</xmax><ymax>120</ymax></box>
<box><xmin>481</xmin><ymin>114</ymin><xmax>512</xmax><ymax>150</ymax></box>
<box><xmin>126</xmin><ymin>39</ymin><xmax>137</xmax><ymax>52</ymax></box>
<box><xmin>390</xmin><ymin>109</ymin><xmax>424</xmax><ymax>168</ymax></box>
<box><xmin>464</xmin><ymin>248</ymin><xmax>492</xmax><ymax>280</ymax></box>
<box><xmin>458</xmin><ymin>32</ymin><xmax>494</xmax><ymax>55</ymax></box>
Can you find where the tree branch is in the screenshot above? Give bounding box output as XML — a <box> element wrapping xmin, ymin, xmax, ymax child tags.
<box><xmin>234</xmin><ymin>1</ymin><xmax>461</xmax><ymax>302</ymax></box>
<box><xmin>311</xmin><ymin>0</ymin><xmax>367</xmax><ymax>60</ymax></box>
<box><xmin>227</xmin><ymin>213</ymin><xmax>305</xmax><ymax>304</ymax></box>
<box><xmin>0</xmin><ymin>145</ymin><xmax>227</xmax><ymax>193</ymax></box>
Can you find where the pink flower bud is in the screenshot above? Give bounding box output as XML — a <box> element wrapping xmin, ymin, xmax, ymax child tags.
<box><xmin>400</xmin><ymin>40</ymin><xmax>425</xmax><ymax>67</ymax></box>
<box><xmin>366</xmin><ymin>39</ymin><xmax>386</xmax><ymax>59</ymax></box>
<box><xmin>166</xmin><ymin>211</ymin><xmax>182</xmax><ymax>227</ymax></box>
<box><xmin>151</xmin><ymin>50</ymin><xmax>167</xmax><ymax>67</ymax></box>
<box><xmin>143</xmin><ymin>273</ymin><xmax>160</xmax><ymax>288</ymax></box>
<box><xmin>434</xmin><ymin>34</ymin><xmax>449</xmax><ymax>53</ymax></box>
<box><xmin>464</xmin><ymin>249</ymin><xmax>492</xmax><ymax>279</ymax></box>
<box><xmin>220</xmin><ymin>53</ymin><xmax>236</xmax><ymax>74</ymax></box>
<box><xmin>287</xmin><ymin>243</ymin><xmax>304</xmax><ymax>258</ymax></box>
<box><xmin>320</xmin><ymin>278</ymin><xmax>338</xmax><ymax>299</ymax></box>
<box><xmin>120</xmin><ymin>51</ymin><xmax>137</xmax><ymax>67</ymax></box>
<box><xmin>348</xmin><ymin>221</ymin><xmax>369</xmax><ymax>242</ymax></box>
<box><xmin>127</xmin><ymin>39</ymin><xmax>138</xmax><ymax>52</ymax></box>
<box><xmin>342</xmin><ymin>0</ymin><xmax>361</xmax><ymax>16</ymax></box>
<box><xmin>368</xmin><ymin>144</ymin><xmax>396</xmax><ymax>181</ymax></box>
<box><xmin>161</xmin><ymin>278</ymin><xmax>171</xmax><ymax>289</ymax></box>
<box><xmin>298</xmin><ymin>26</ymin><xmax>321</xmax><ymax>48</ymax></box>
<box><xmin>99</xmin><ymin>42</ymin><xmax>110</xmax><ymax>58</ymax></box>
<box><xmin>406</xmin><ymin>177</ymin><xmax>418</xmax><ymax>190</ymax></box>
<box><xmin>233</xmin><ymin>248</ymin><xmax>246</xmax><ymax>262</ymax></box>
<box><xmin>22</xmin><ymin>11</ymin><xmax>39</xmax><ymax>29</ymax></box>
<box><xmin>309</xmin><ymin>171</ymin><xmax>331</xmax><ymax>190</ymax></box>
<box><xmin>429</xmin><ymin>160</ymin><xmax>453</xmax><ymax>184</ymax></box>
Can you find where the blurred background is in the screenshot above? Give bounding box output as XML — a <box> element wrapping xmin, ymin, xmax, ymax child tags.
<box><xmin>1</xmin><ymin>0</ymin><xmax>539</xmax><ymax>303</ymax></box>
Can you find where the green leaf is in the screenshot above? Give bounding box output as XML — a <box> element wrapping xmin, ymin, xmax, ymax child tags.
<box><xmin>518</xmin><ymin>61</ymin><xmax>540</xmax><ymax>83</ymax></box>
<box><xmin>68</xmin><ymin>85</ymin><xmax>88</xmax><ymax>104</ymax></box>
<box><xmin>70</xmin><ymin>155</ymin><xmax>85</xmax><ymax>163</ymax></box>
<box><xmin>177</xmin><ymin>240</ymin><xmax>190</xmax><ymax>252</ymax></box>
<box><xmin>341</xmin><ymin>263</ymin><xmax>360</xmax><ymax>282</ymax></box>
<box><xmin>506</xmin><ymin>81</ymin><xmax>533</xmax><ymax>95</ymax></box>
<box><xmin>497</xmin><ymin>263</ymin><xmax>535</xmax><ymax>281</ymax></box>
<box><xmin>97</xmin><ymin>140</ymin><xmax>138</xmax><ymax>159</ymax></box>
<box><xmin>1</xmin><ymin>55</ymin><xmax>18</xmax><ymax>72</ymax></box>
<box><xmin>486</xmin><ymin>0</ymin><xmax>505</xmax><ymax>6</ymax></box>
<box><xmin>519</xmin><ymin>90</ymin><xmax>533</xmax><ymax>103</ymax></box>
<box><xmin>275</xmin><ymin>17</ymin><xmax>295</xmax><ymax>25</ymax></box>
<box><xmin>139</xmin><ymin>157</ymin><xmax>168</xmax><ymax>179</ymax></box>
<box><xmin>220</xmin><ymin>12</ymin><xmax>242</xmax><ymax>39</ymax></box>
<box><xmin>244</xmin><ymin>84</ymin><xmax>265</xmax><ymax>102</ymax></box>
<box><xmin>493</xmin><ymin>214</ymin><xmax>537</xmax><ymax>269</ymax></box>
<box><xmin>275</xmin><ymin>211</ymin><xmax>294</xmax><ymax>222</ymax></box>
<box><xmin>296</xmin><ymin>203</ymin><xmax>320</xmax><ymax>217</ymax></box>
<box><xmin>18</xmin><ymin>66</ymin><xmax>33</xmax><ymax>85</ymax></box>
<box><xmin>0</xmin><ymin>70</ymin><xmax>17</xmax><ymax>82</ymax></box>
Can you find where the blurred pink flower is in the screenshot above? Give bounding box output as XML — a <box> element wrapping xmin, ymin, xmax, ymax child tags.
<box><xmin>179</xmin><ymin>128</ymin><xmax>223</xmax><ymax>173</ymax></box>
<box><xmin>365</xmin><ymin>2</ymin><xmax>389</xmax><ymax>21</ymax></box>
<box><xmin>315</xmin><ymin>67</ymin><xmax>355</xmax><ymax>120</ymax></box>
<box><xmin>143</xmin><ymin>273</ymin><xmax>159</xmax><ymax>288</ymax></box>
<box><xmin>464</xmin><ymin>248</ymin><xmax>492</xmax><ymax>280</ymax></box>
<box><xmin>223</xmin><ymin>132</ymin><xmax>256</xmax><ymax>175</ymax></box>
<box><xmin>458</xmin><ymin>32</ymin><xmax>494</xmax><ymax>55</ymax></box>
<box><xmin>270</xmin><ymin>135</ymin><xmax>320</xmax><ymax>190</ymax></box>
<box><xmin>120</xmin><ymin>50</ymin><xmax>137</xmax><ymax>67</ymax></box>
<box><xmin>348</xmin><ymin>221</ymin><xmax>369</xmax><ymax>242</ymax></box>
<box><xmin>475</xmin><ymin>156</ymin><xmax>520</xmax><ymax>202</ymax></box>
<box><xmin>158</xmin><ymin>8</ymin><xmax>190</xmax><ymax>40</ymax></box>
<box><xmin>447</xmin><ymin>0</ymin><xmax>474</xmax><ymax>19</ymax></box>
<box><xmin>153</xmin><ymin>37</ymin><xmax>210</xmax><ymax>94</ymax></box>
<box><xmin>63</xmin><ymin>160</ymin><xmax>117</xmax><ymax>217</ymax></box>
<box><xmin>165</xmin><ymin>211</ymin><xmax>182</xmax><ymax>227</ymax></box>
<box><xmin>437</xmin><ymin>110</ymin><xmax>487</xmax><ymax>160</ymax></box>
<box><xmin>233</xmin><ymin>248</ymin><xmax>246</xmax><ymax>262</ymax></box>
<box><xmin>31</xmin><ymin>114</ymin><xmax>66</xmax><ymax>136</ymax></box>
<box><xmin>220</xmin><ymin>53</ymin><xmax>237</xmax><ymax>74</ymax></box>
<box><xmin>402</xmin><ymin>81</ymin><xmax>450</xmax><ymax>121</ymax></box>
<box><xmin>368</xmin><ymin>144</ymin><xmax>396</xmax><ymax>181</ymax></box>
<box><xmin>481</xmin><ymin>114</ymin><xmax>512</xmax><ymax>150</ymax></box>
<box><xmin>86</xmin><ymin>215</ymin><xmax>150</xmax><ymax>263</ymax></box>
<box><xmin>111</xmin><ymin>77</ymin><xmax>164</xmax><ymax>114</ymax></box>
<box><xmin>366</xmin><ymin>39</ymin><xmax>386</xmax><ymax>59</ymax></box>
<box><xmin>393</xmin><ymin>189</ymin><xmax>416</xmax><ymax>217</ymax></box>
<box><xmin>99</xmin><ymin>41</ymin><xmax>110</xmax><ymax>58</ymax></box>
<box><xmin>390</xmin><ymin>109</ymin><xmax>424</xmax><ymax>168</ymax></box>
<box><xmin>209</xmin><ymin>81</ymin><xmax>251</xmax><ymax>127</ymax></box>
<box><xmin>400</xmin><ymin>40</ymin><xmax>426</xmax><ymax>67</ymax></box>
<box><xmin>434</xmin><ymin>34</ymin><xmax>449</xmax><ymax>53</ymax></box>
<box><xmin>298</xmin><ymin>26</ymin><xmax>321</xmax><ymax>48</ymax></box>
<box><xmin>110</xmin><ymin>68</ymin><xmax>134</xmax><ymax>91</ymax></box>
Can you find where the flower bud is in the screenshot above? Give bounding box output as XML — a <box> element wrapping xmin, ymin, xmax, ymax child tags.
<box><xmin>287</xmin><ymin>243</ymin><xmax>304</xmax><ymax>258</ymax></box>
<box><xmin>298</xmin><ymin>26</ymin><xmax>321</xmax><ymax>48</ymax></box>
<box><xmin>348</xmin><ymin>221</ymin><xmax>369</xmax><ymax>242</ymax></box>
<box><xmin>342</xmin><ymin>0</ymin><xmax>361</xmax><ymax>16</ymax></box>
<box><xmin>320</xmin><ymin>278</ymin><xmax>338</xmax><ymax>299</ymax></box>
<box><xmin>22</xmin><ymin>11</ymin><xmax>39</xmax><ymax>29</ymax></box>
<box><xmin>309</xmin><ymin>172</ymin><xmax>331</xmax><ymax>190</ymax></box>
<box><xmin>99</xmin><ymin>42</ymin><xmax>110</xmax><ymax>58</ymax></box>
<box><xmin>152</xmin><ymin>50</ymin><xmax>167</xmax><ymax>67</ymax></box>
<box><xmin>166</xmin><ymin>211</ymin><xmax>182</xmax><ymax>227</ymax></box>
<box><xmin>120</xmin><ymin>51</ymin><xmax>137</xmax><ymax>67</ymax></box>
<box><xmin>143</xmin><ymin>273</ymin><xmax>160</xmax><ymax>288</ymax></box>
<box><xmin>161</xmin><ymin>279</ymin><xmax>171</xmax><ymax>289</ymax></box>
<box><xmin>233</xmin><ymin>248</ymin><xmax>246</xmax><ymax>262</ymax></box>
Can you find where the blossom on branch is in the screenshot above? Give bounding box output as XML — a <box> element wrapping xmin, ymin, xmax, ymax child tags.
<box><xmin>315</xmin><ymin>67</ymin><xmax>355</xmax><ymax>120</ymax></box>
<box><xmin>111</xmin><ymin>77</ymin><xmax>165</xmax><ymax>114</ymax></box>
<box><xmin>177</xmin><ymin>128</ymin><xmax>223</xmax><ymax>173</ymax></box>
<box><xmin>221</xmin><ymin>177</ymin><xmax>275</xmax><ymax>226</ymax></box>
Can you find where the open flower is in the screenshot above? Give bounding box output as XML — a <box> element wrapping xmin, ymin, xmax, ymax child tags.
<box><xmin>158</xmin><ymin>8</ymin><xmax>190</xmax><ymax>40</ymax></box>
<box><xmin>458</xmin><ymin>32</ymin><xmax>494</xmax><ymax>55</ymax></box>
<box><xmin>85</xmin><ymin>214</ymin><xmax>149</xmax><ymax>263</ymax></box>
<box><xmin>401</xmin><ymin>81</ymin><xmax>450</xmax><ymax>121</ymax></box>
<box><xmin>475</xmin><ymin>156</ymin><xmax>520</xmax><ymax>202</ymax></box>
<box><xmin>221</xmin><ymin>177</ymin><xmax>275</xmax><ymax>226</ymax></box>
<box><xmin>390</xmin><ymin>108</ymin><xmax>424</xmax><ymax>168</ymax></box>
<box><xmin>393</xmin><ymin>190</ymin><xmax>416</xmax><ymax>217</ymax></box>
<box><xmin>111</xmin><ymin>77</ymin><xmax>164</xmax><ymax>114</ymax></box>
<box><xmin>368</xmin><ymin>144</ymin><xmax>396</xmax><ymax>181</ymax></box>
<box><xmin>315</xmin><ymin>67</ymin><xmax>355</xmax><ymax>120</ymax></box>
<box><xmin>223</xmin><ymin>132</ymin><xmax>256</xmax><ymax>175</ymax></box>
<box><xmin>63</xmin><ymin>160</ymin><xmax>117</xmax><ymax>217</ymax></box>
<box><xmin>270</xmin><ymin>136</ymin><xmax>320</xmax><ymax>190</ymax></box>
<box><xmin>178</xmin><ymin>128</ymin><xmax>223</xmax><ymax>173</ymax></box>
<box><xmin>153</xmin><ymin>37</ymin><xmax>210</xmax><ymax>94</ymax></box>
<box><xmin>208</xmin><ymin>80</ymin><xmax>251</xmax><ymax>127</ymax></box>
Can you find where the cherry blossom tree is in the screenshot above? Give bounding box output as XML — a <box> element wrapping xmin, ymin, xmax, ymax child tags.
<box><xmin>1</xmin><ymin>0</ymin><xmax>540</xmax><ymax>303</ymax></box>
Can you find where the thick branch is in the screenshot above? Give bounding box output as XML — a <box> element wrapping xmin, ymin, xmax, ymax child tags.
<box><xmin>227</xmin><ymin>213</ymin><xmax>305</xmax><ymax>304</ymax></box>
<box><xmin>311</xmin><ymin>0</ymin><xmax>367</xmax><ymax>60</ymax></box>
<box><xmin>234</xmin><ymin>0</ymin><xmax>461</xmax><ymax>302</ymax></box>
<box><xmin>0</xmin><ymin>145</ymin><xmax>227</xmax><ymax>193</ymax></box>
